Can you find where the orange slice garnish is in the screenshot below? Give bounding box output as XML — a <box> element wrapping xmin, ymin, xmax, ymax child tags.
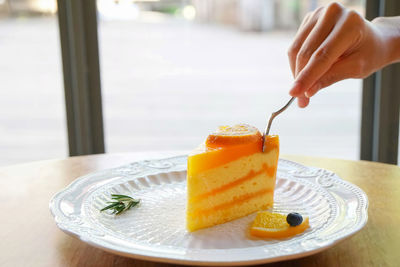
<box><xmin>205</xmin><ymin>124</ymin><xmax>262</xmax><ymax>149</ymax></box>
<box><xmin>250</xmin><ymin>211</ymin><xmax>309</xmax><ymax>238</ymax></box>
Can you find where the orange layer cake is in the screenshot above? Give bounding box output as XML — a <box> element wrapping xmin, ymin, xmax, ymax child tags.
<box><xmin>186</xmin><ymin>124</ymin><xmax>279</xmax><ymax>231</ymax></box>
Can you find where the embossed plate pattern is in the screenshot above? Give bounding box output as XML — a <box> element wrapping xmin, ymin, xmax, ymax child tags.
<box><xmin>50</xmin><ymin>156</ymin><xmax>368</xmax><ymax>266</ymax></box>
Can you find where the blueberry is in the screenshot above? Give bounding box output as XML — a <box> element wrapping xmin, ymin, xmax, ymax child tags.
<box><xmin>286</xmin><ymin>212</ymin><xmax>303</xmax><ymax>226</ymax></box>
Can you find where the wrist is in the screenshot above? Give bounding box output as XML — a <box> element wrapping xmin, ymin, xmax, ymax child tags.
<box><xmin>386</xmin><ymin>22</ymin><xmax>400</xmax><ymax>64</ymax></box>
<box><xmin>372</xmin><ymin>17</ymin><xmax>400</xmax><ymax>65</ymax></box>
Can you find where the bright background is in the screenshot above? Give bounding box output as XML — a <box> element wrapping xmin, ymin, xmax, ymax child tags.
<box><xmin>0</xmin><ymin>0</ymin><xmax>365</xmax><ymax>166</ymax></box>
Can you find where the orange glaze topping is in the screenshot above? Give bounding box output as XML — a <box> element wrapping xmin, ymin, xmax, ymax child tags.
<box><xmin>188</xmin><ymin>141</ymin><xmax>262</xmax><ymax>176</ymax></box>
<box><xmin>263</xmin><ymin>135</ymin><xmax>280</xmax><ymax>153</ymax></box>
<box><xmin>188</xmin><ymin>124</ymin><xmax>279</xmax><ymax>176</ymax></box>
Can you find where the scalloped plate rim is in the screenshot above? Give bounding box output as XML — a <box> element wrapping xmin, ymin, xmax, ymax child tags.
<box><xmin>49</xmin><ymin>155</ymin><xmax>369</xmax><ymax>266</ymax></box>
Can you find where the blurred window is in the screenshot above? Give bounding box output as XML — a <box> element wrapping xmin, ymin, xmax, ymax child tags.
<box><xmin>0</xmin><ymin>0</ymin><xmax>66</xmax><ymax>166</ymax></box>
<box><xmin>99</xmin><ymin>0</ymin><xmax>364</xmax><ymax>160</ymax></box>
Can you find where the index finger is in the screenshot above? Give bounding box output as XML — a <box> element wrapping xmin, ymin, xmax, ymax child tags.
<box><xmin>288</xmin><ymin>7</ymin><xmax>323</xmax><ymax>76</ymax></box>
<box><xmin>289</xmin><ymin>13</ymin><xmax>361</xmax><ymax>96</ymax></box>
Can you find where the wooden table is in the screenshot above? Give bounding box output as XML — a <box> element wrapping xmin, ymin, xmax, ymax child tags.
<box><xmin>1</xmin><ymin>153</ymin><xmax>399</xmax><ymax>266</ymax></box>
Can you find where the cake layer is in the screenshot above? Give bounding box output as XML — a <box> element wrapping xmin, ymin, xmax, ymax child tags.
<box><xmin>187</xmin><ymin>168</ymin><xmax>275</xmax><ymax>206</ymax></box>
<box><xmin>186</xmin><ymin>132</ymin><xmax>280</xmax><ymax>232</ymax></box>
<box><xmin>187</xmin><ymin>151</ymin><xmax>278</xmax><ymax>199</ymax></box>
<box><xmin>187</xmin><ymin>172</ymin><xmax>274</xmax><ymax>214</ymax></box>
<box><xmin>186</xmin><ymin>190</ymin><xmax>273</xmax><ymax>231</ymax></box>
<box><xmin>186</xmin><ymin>148</ymin><xmax>278</xmax><ymax>231</ymax></box>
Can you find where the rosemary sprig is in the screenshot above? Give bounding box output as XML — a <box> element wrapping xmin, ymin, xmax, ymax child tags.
<box><xmin>100</xmin><ymin>194</ymin><xmax>140</xmax><ymax>215</ymax></box>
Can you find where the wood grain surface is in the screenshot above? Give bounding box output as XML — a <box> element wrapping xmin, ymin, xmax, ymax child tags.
<box><xmin>0</xmin><ymin>153</ymin><xmax>399</xmax><ymax>267</ymax></box>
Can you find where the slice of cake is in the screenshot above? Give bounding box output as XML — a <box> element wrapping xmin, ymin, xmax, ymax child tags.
<box><xmin>186</xmin><ymin>124</ymin><xmax>279</xmax><ymax>232</ymax></box>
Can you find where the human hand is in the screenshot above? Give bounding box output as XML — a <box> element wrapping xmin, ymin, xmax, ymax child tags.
<box><xmin>287</xmin><ymin>2</ymin><xmax>400</xmax><ymax>108</ymax></box>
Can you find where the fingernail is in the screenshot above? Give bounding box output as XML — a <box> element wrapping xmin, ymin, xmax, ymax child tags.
<box><xmin>299</xmin><ymin>101</ymin><xmax>308</xmax><ymax>108</ymax></box>
<box><xmin>297</xmin><ymin>96</ymin><xmax>310</xmax><ymax>108</ymax></box>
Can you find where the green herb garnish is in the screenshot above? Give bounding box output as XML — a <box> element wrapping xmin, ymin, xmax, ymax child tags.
<box><xmin>100</xmin><ymin>194</ymin><xmax>140</xmax><ymax>215</ymax></box>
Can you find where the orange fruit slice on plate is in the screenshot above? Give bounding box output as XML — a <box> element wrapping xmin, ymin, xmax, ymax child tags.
<box><xmin>250</xmin><ymin>211</ymin><xmax>309</xmax><ymax>238</ymax></box>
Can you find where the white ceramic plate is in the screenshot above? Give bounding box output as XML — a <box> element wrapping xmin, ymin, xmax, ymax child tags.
<box><xmin>50</xmin><ymin>156</ymin><xmax>368</xmax><ymax>266</ymax></box>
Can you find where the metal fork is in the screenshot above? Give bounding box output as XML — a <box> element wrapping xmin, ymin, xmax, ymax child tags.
<box><xmin>262</xmin><ymin>97</ymin><xmax>295</xmax><ymax>152</ymax></box>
